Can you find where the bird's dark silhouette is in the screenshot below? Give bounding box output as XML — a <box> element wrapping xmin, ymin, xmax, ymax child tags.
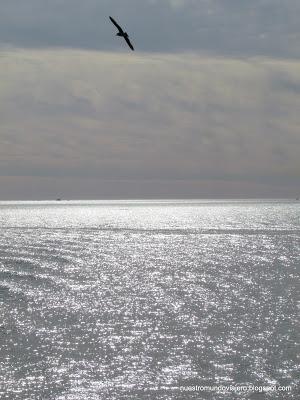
<box><xmin>109</xmin><ymin>16</ymin><xmax>134</xmax><ymax>51</ymax></box>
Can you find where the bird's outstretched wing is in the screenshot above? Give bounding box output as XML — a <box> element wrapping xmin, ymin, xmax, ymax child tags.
<box><xmin>124</xmin><ymin>36</ymin><xmax>134</xmax><ymax>51</ymax></box>
<box><xmin>109</xmin><ymin>16</ymin><xmax>123</xmax><ymax>33</ymax></box>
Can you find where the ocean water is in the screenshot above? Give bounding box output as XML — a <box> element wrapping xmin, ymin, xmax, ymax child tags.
<box><xmin>0</xmin><ymin>199</ymin><xmax>299</xmax><ymax>399</ymax></box>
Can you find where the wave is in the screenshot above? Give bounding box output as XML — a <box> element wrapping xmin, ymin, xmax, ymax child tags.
<box><xmin>1</xmin><ymin>226</ymin><xmax>300</xmax><ymax>235</ymax></box>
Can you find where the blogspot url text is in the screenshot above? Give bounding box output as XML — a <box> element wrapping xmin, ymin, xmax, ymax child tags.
<box><xmin>179</xmin><ymin>384</ymin><xmax>292</xmax><ymax>393</ymax></box>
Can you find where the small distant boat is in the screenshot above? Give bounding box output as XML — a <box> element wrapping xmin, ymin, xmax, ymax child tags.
<box><xmin>56</xmin><ymin>198</ymin><xmax>62</xmax><ymax>201</ymax></box>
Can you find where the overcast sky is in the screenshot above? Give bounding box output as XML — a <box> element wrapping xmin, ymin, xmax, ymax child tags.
<box><xmin>0</xmin><ymin>0</ymin><xmax>299</xmax><ymax>199</ymax></box>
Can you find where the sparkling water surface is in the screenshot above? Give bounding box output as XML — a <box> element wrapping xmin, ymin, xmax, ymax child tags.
<box><xmin>0</xmin><ymin>200</ymin><xmax>299</xmax><ymax>399</ymax></box>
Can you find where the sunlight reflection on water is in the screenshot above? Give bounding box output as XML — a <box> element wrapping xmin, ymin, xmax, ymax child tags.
<box><xmin>0</xmin><ymin>200</ymin><xmax>299</xmax><ymax>399</ymax></box>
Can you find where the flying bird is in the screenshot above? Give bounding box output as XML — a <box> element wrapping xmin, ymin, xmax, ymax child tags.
<box><xmin>109</xmin><ymin>16</ymin><xmax>134</xmax><ymax>51</ymax></box>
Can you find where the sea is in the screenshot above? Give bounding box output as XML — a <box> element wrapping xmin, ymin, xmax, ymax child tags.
<box><xmin>0</xmin><ymin>199</ymin><xmax>299</xmax><ymax>399</ymax></box>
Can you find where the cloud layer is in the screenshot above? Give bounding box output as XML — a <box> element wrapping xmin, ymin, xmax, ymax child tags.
<box><xmin>0</xmin><ymin>1</ymin><xmax>300</xmax><ymax>58</ymax></box>
<box><xmin>0</xmin><ymin>49</ymin><xmax>299</xmax><ymax>198</ymax></box>
<box><xmin>1</xmin><ymin>1</ymin><xmax>300</xmax><ymax>198</ymax></box>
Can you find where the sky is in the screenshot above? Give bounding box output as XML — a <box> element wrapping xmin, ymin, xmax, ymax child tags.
<box><xmin>0</xmin><ymin>0</ymin><xmax>299</xmax><ymax>199</ymax></box>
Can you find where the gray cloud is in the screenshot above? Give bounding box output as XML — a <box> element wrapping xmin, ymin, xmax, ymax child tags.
<box><xmin>0</xmin><ymin>49</ymin><xmax>299</xmax><ymax>199</ymax></box>
<box><xmin>1</xmin><ymin>2</ymin><xmax>299</xmax><ymax>199</ymax></box>
<box><xmin>0</xmin><ymin>1</ymin><xmax>300</xmax><ymax>58</ymax></box>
